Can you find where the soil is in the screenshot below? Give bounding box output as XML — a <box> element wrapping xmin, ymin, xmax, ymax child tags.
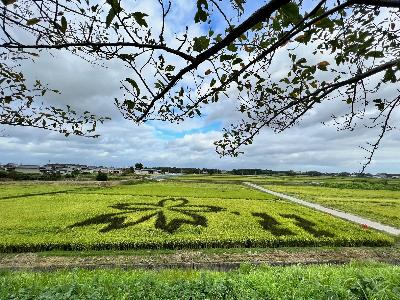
<box><xmin>1</xmin><ymin>247</ymin><xmax>399</xmax><ymax>271</ymax></box>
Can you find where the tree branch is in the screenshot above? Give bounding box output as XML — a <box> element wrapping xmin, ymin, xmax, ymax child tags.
<box><xmin>225</xmin><ymin>57</ymin><xmax>400</xmax><ymax>154</ymax></box>
<box><xmin>135</xmin><ymin>0</ymin><xmax>290</xmax><ymax>122</ymax></box>
<box><xmin>355</xmin><ymin>0</ymin><xmax>400</xmax><ymax>8</ymax></box>
<box><xmin>1</xmin><ymin>41</ymin><xmax>195</xmax><ymax>62</ymax></box>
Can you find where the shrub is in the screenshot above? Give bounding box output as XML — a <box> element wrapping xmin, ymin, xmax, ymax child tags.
<box><xmin>96</xmin><ymin>172</ymin><xmax>108</xmax><ymax>181</ymax></box>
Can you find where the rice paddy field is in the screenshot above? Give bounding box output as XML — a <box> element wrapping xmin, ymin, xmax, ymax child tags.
<box><xmin>1</xmin><ymin>176</ymin><xmax>400</xmax><ymax>299</ymax></box>
<box><xmin>265</xmin><ymin>185</ymin><xmax>400</xmax><ymax>228</ymax></box>
<box><xmin>175</xmin><ymin>175</ymin><xmax>400</xmax><ymax>228</ymax></box>
<box><xmin>0</xmin><ymin>180</ymin><xmax>395</xmax><ymax>252</ymax></box>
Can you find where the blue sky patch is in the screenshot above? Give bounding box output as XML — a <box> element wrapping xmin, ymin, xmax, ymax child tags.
<box><xmin>154</xmin><ymin>121</ymin><xmax>222</xmax><ymax>140</ymax></box>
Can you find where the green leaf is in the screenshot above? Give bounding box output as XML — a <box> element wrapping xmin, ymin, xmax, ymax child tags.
<box><xmin>232</xmin><ymin>58</ymin><xmax>243</xmax><ymax>65</ymax></box>
<box><xmin>105</xmin><ymin>0</ymin><xmax>122</xmax><ymax>28</ymax></box>
<box><xmin>210</xmin><ymin>78</ymin><xmax>216</xmax><ymax>87</ymax></box>
<box><xmin>280</xmin><ymin>3</ymin><xmax>301</xmax><ymax>26</ymax></box>
<box><xmin>377</xmin><ymin>103</ymin><xmax>384</xmax><ymax>111</ymax></box>
<box><xmin>193</xmin><ymin>36</ymin><xmax>210</xmax><ymax>52</ymax></box>
<box><xmin>126</xmin><ymin>78</ymin><xmax>140</xmax><ymax>95</ymax></box>
<box><xmin>233</xmin><ymin>0</ymin><xmax>244</xmax><ymax>11</ymax></box>
<box><xmin>154</xmin><ymin>80</ymin><xmax>164</xmax><ymax>89</ymax></box>
<box><xmin>125</xmin><ymin>100</ymin><xmax>135</xmax><ymax>110</ymax></box>
<box><xmin>106</xmin><ymin>9</ymin><xmax>116</xmax><ymax>28</ymax></box>
<box><xmin>106</xmin><ymin>0</ymin><xmax>121</xmax><ymax>12</ymax></box>
<box><xmin>119</xmin><ymin>54</ymin><xmax>134</xmax><ymax>61</ymax></box>
<box><xmin>373</xmin><ymin>99</ymin><xmax>385</xmax><ymax>111</ymax></box>
<box><xmin>165</xmin><ymin>65</ymin><xmax>175</xmax><ymax>72</ymax></box>
<box><xmin>132</xmin><ymin>12</ymin><xmax>148</xmax><ymax>27</ymax></box>
<box><xmin>4</xmin><ymin>96</ymin><xmax>12</xmax><ymax>104</ymax></box>
<box><xmin>195</xmin><ymin>0</ymin><xmax>208</xmax><ymax>23</ymax></box>
<box><xmin>383</xmin><ymin>68</ymin><xmax>396</xmax><ymax>83</ymax></box>
<box><xmin>26</xmin><ymin>18</ymin><xmax>40</xmax><ymax>26</ymax></box>
<box><xmin>227</xmin><ymin>43</ymin><xmax>237</xmax><ymax>52</ymax></box>
<box><xmin>91</xmin><ymin>4</ymin><xmax>99</xmax><ymax>12</ymax></box>
<box><xmin>220</xmin><ymin>54</ymin><xmax>235</xmax><ymax>62</ymax></box>
<box><xmin>314</xmin><ymin>17</ymin><xmax>334</xmax><ymax>29</ymax></box>
<box><xmin>60</xmin><ymin>16</ymin><xmax>67</xmax><ymax>34</ymax></box>
<box><xmin>366</xmin><ymin>51</ymin><xmax>384</xmax><ymax>58</ymax></box>
<box><xmin>252</xmin><ymin>22</ymin><xmax>263</xmax><ymax>31</ymax></box>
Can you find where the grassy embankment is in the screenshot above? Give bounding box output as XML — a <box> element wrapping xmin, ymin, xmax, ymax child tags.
<box><xmin>1</xmin><ymin>263</ymin><xmax>399</xmax><ymax>299</ymax></box>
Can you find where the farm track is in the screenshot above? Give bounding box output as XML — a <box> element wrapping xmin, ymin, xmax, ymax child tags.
<box><xmin>1</xmin><ymin>247</ymin><xmax>400</xmax><ymax>271</ymax></box>
<box><xmin>245</xmin><ymin>182</ymin><xmax>400</xmax><ymax>236</ymax></box>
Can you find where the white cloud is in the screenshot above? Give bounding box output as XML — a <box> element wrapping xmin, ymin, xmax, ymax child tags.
<box><xmin>1</xmin><ymin>1</ymin><xmax>400</xmax><ymax>173</ymax></box>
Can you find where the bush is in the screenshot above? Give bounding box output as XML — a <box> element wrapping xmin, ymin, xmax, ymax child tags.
<box><xmin>96</xmin><ymin>172</ymin><xmax>108</xmax><ymax>181</ymax></box>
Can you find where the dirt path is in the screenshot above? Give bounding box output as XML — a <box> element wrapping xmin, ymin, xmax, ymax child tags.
<box><xmin>0</xmin><ymin>247</ymin><xmax>399</xmax><ymax>271</ymax></box>
<box><xmin>244</xmin><ymin>182</ymin><xmax>400</xmax><ymax>236</ymax></box>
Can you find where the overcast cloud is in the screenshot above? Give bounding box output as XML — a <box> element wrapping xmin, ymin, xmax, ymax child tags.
<box><xmin>1</xmin><ymin>1</ymin><xmax>400</xmax><ymax>173</ymax></box>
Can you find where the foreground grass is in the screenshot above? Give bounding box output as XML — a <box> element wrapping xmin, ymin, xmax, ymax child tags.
<box><xmin>1</xmin><ymin>263</ymin><xmax>399</xmax><ymax>299</ymax></box>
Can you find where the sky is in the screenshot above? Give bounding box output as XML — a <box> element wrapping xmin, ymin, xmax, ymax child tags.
<box><xmin>1</xmin><ymin>0</ymin><xmax>400</xmax><ymax>173</ymax></box>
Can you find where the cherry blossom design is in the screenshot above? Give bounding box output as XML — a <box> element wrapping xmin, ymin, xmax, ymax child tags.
<box><xmin>69</xmin><ymin>197</ymin><xmax>224</xmax><ymax>233</ymax></box>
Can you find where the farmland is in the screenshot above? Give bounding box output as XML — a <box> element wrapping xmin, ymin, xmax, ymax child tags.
<box><xmin>0</xmin><ymin>181</ymin><xmax>394</xmax><ymax>252</ymax></box>
<box><xmin>173</xmin><ymin>175</ymin><xmax>400</xmax><ymax>228</ymax></box>
<box><xmin>176</xmin><ymin>174</ymin><xmax>400</xmax><ymax>191</ymax></box>
<box><xmin>258</xmin><ymin>179</ymin><xmax>400</xmax><ymax>227</ymax></box>
<box><xmin>1</xmin><ymin>176</ymin><xmax>399</xmax><ymax>299</ymax></box>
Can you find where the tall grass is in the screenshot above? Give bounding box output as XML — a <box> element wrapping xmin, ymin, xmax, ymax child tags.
<box><xmin>1</xmin><ymin>263</ymin><xmax>399</xmax><ymax>299</ymax></box>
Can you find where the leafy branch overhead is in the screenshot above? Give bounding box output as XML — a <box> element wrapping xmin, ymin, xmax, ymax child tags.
<box><xmin>1</xmin><ymin>0</ymin><xmax>400</xmax><ymax>169</ymax></box>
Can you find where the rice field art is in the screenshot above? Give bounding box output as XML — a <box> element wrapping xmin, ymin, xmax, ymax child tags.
<box><xmin>0</xmin><ymin>182</ymin><xmax>393</xmax><ymax>252</ymax></box>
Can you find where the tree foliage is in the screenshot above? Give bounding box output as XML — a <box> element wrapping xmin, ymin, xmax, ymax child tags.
<box><xmin>1</xmin><ymin>0</ymin><xmax>400</xmax><ymax>170</ymax></box>
<box><xmin>0</xmin><ymin>51</ymin><xmax>108</xmax><ymax>136</ymax></box>
<box><xmin>135</xmin><ymin>162</ymin><xmax>144</xmax><ymax>170</ymax></box>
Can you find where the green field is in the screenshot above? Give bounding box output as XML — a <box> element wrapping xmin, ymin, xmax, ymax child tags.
<box><xmin>0</xmin><ymin>181</ymin><xmax>393</xmax><ymax>252</ymax></box>
<box><xmin>176</xmin><ymin>174</ymin><xmax>400</xmax><ymax>190</ymax></box>
<box><xmin>172</xmin><ymin>174</ymin><xmax>400</xmax><ymax>228</ymax></box>
<box><xmin>1</xmin><ymin>263</ymin><xmax>399</xmax><ymax>299</ymax></box>
<box><xmin>263</xmin><ymin>184</ymin><xmax>400</xmax><ymax>228</ymax></box>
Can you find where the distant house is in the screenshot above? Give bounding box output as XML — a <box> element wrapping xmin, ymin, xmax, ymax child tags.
<box><xmin>41</xmin><ymin>163</ymin><xmax>87</xmax><ymax>175</ymax></box>
<box><xmin>58</xmin><ymin>166</ymin><xmax>76</xmax><ymax>175</ymax></box>
<box><xmin>82</xmin><ymin>166</ymin><xmax>98</xmax><ymax>174</ymax></box>
<box><xmin>4</xmin><ymin>163</ymin><xmax>17</xmax><ymax>171</ymax></box>
<box><xmin>14</xmin><ymin>165</ymin><xmax>41</xmax><ymax>174</ymax></box>
<box><xmin>109</xmin><ymin>168</ymin><xmax>123</xmax><ymax>174</ymax></box>
<box><xmin>135</xmin><ymin>168</ymin><xmax>161</xmax><ymax>175</ymax></box>
<box><xmin>94</xmin><ymin>167</ymin><xmax>122</xmax><ymax>174</ymax></box>
<box><xmin>374</xmin><ymin>173</ymin><xmax>388</xmax><ymax>179</ymax></box>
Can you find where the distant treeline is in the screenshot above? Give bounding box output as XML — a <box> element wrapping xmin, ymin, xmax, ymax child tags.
<box><xmin>230</xmin><ymin>170</ymin><xmax>364</xmax><ymax>176</ymax></box>
<box><xmin>0</xmin><ymin>170</ymin><xmax>63</xmax><ymax>181</ymax></box>
<box><xmin>153</xmin><ymin>167</ymin><xmax>373</xmax><ymax>177</ymax></box>
<box><xmin>154</xmin><ymin>167</ymin><xmax>221</xmax><ymax>174</ymax></box>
